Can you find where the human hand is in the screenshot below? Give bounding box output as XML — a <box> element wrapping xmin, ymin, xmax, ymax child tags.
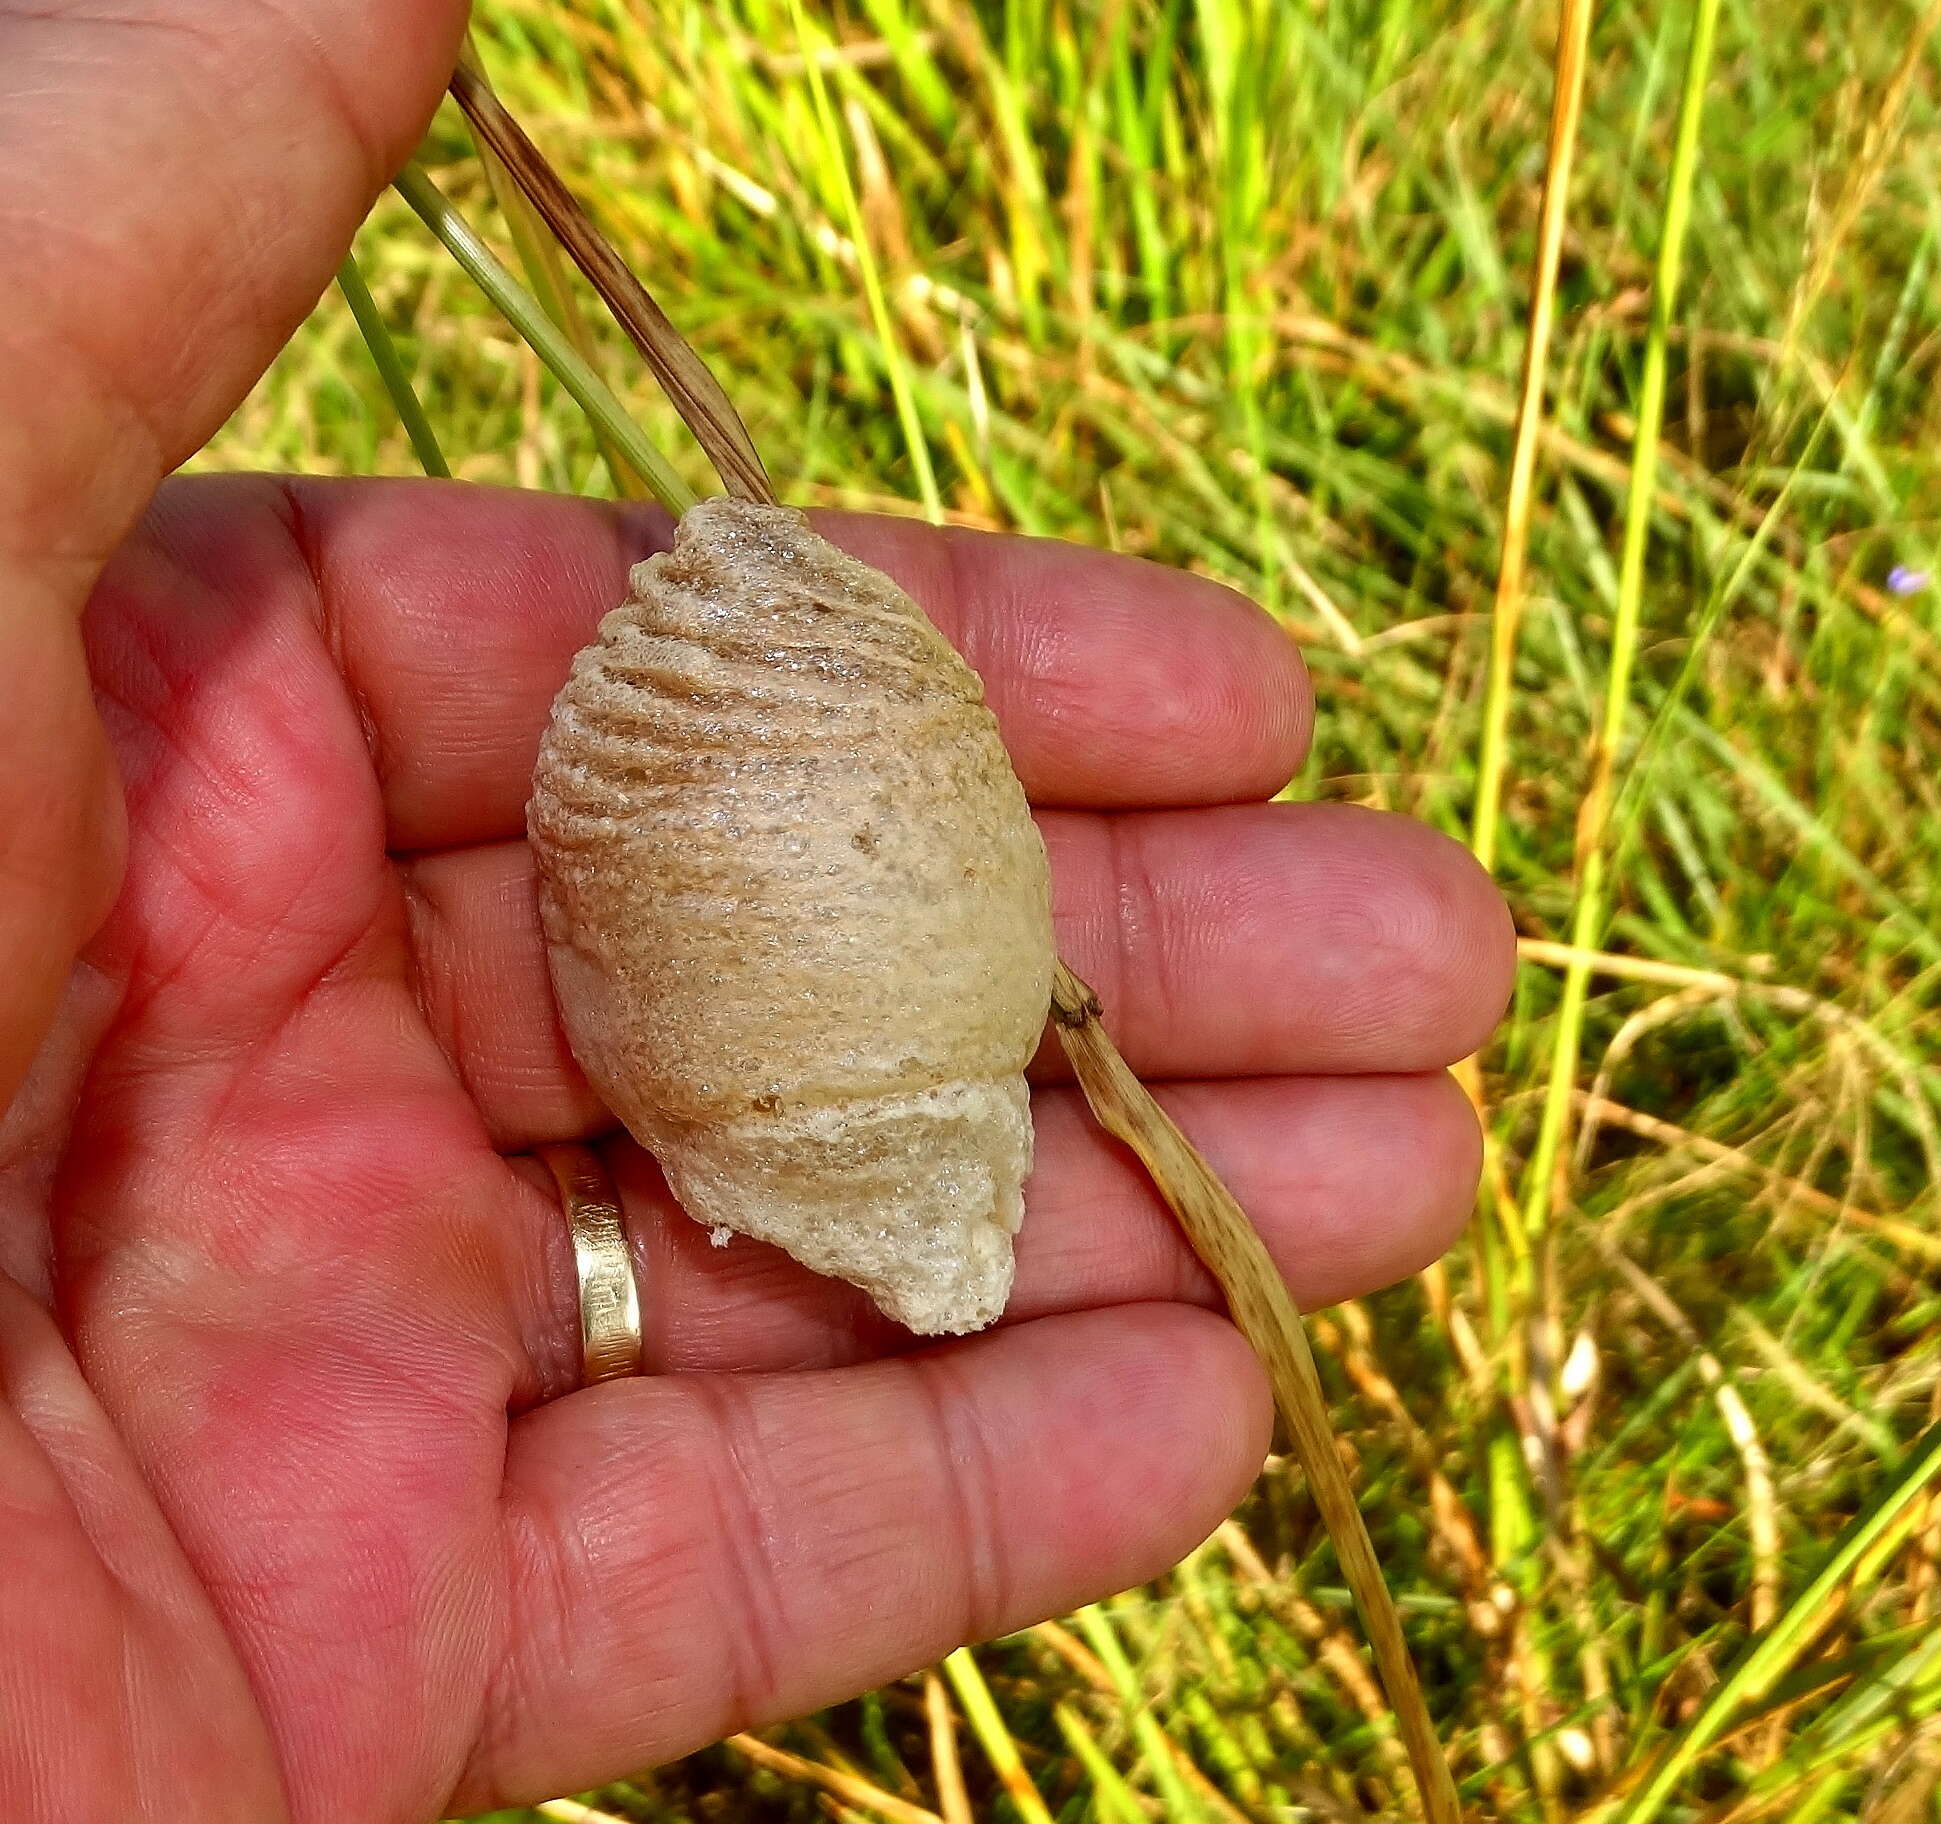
<box><xmin>11</xmin><ymin>477</ymin><xmax>1511</xmax><ymax>1820</ymax></box>
<box><xmin>0</xmin><ymin>7</ymin><xmax>1515</xmax><ymax>1822</ymax></box>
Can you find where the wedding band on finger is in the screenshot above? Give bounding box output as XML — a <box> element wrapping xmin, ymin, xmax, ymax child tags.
<box><xmin>538</xmin><ymin>1142</ymin><xmax>644</xmax><ymax>1386</ymax></box>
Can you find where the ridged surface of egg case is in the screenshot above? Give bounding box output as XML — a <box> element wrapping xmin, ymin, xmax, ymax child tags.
<box><xmin>529</xmin><ymin>499</ymin><xmax>1056</xmax><ymax>1335</ymax></box>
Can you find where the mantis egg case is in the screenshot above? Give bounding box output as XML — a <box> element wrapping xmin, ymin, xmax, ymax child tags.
<box><xmin>528</xmin><ymin>499</ymin><xmax>1055</xmax><ymax>1335</ymax></box>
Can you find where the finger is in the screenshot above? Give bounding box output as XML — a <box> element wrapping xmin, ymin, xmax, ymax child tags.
<box><xmin>270</xmin><ymin>476</ymin><xmax>1310</xmax><ymax>846</ymax></box>
<box><xmin>503</xmin><ymin>1073</ymin><xmax>1479</xmax><ymax>1377</ymax></box>
<box><xmin>459</xmin><ymin>1304</ymin><xmax>1270</xmax><ymax>1809</ymax></box>
<box><xmin>823</xmin><ymin>509</ymin><xmax>1312</xmax><ymax>810</ymax></box>
<box><xmin>1046</xmin><ymin>801</ymin><xmax>1514</xmax><ymax>1076</ymax></box>
<box><xmin>1</xmin><ymin>2</ymin><xmax>466</xmax><ymax>566</ymax></box>
<box><xmin>400</xmin><ymin>803</ymin><xmax>1513</xmax><ymax>1148</ymax></box>
<box><xmin>0</xmin><ymin>1</ymin><xmax>465</xmax><ymax>1100</ymax></box>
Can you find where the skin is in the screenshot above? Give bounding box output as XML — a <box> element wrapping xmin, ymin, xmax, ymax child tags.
<box><xmin>0</xmin><ymin>4</ymin><xmax>1517</xmax><ymax>1821</ymax></box>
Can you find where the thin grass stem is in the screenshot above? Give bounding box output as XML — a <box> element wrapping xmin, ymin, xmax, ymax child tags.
<box><xmin>335</xmin><ymin>249</ymin><xmax>452</xmax><ymax>479</ymax></box>
<box><xmin>942</xmin><ymin>1648</ymin><xmax>1056</xmax><ymax>1824</ymax></box>
<box><xmin>391</xmin><ymin>162</ymin><xmax>697</xmax><ymax>515</ymax></box>
<box><xmin>1051</xmin><ymin>1703</ymin><xmax>1150</xmax><ymax>1824</ymax></box>
<box><xmin>1517</xmin><ymin>0</ymin><xmax>1724</xmax><ymax>1239</ymax></box>
<box><xmin>1606</xmin><ymin>409</ymin><xmax>1832</xmax><ymax>872</ymax></box>
<box><xmin>457</xmin><ymin>36</ymin><xmax>652</xmax><ymax>500</ymax></box>
<box><xmin>1072</xmin><ymin>1603</ymin><xmax>1207</xmax><ymax>1822</ymax></box>
<box><xmin>1471</xmin><ymin>0</ymin><xmax>1594</xmax><ymax>875</ymax></box>
<box><xmin>727</xmin><ymin>1734</ymin><xmax>945</xmax><ymax>1824</ymax></box>
<box><xmin>446</xmin><ymin>61</ymin><xmax>772</xmax><ymax>505</ymax></box>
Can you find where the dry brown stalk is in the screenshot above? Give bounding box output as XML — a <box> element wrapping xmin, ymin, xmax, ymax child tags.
<box><xmin>921</xmin><ymin>1671</ymin><xmax>973</xmax><ymax>1824</ymax></box>
<box><xmin>455</xmin><ymin>39</ymin><xmax>653</xmax><ymax>501</ymax></box>
<box><xmin>447</xmin><ymin>61</ymin><xmax>773</xmax><ymax>505</ymax></box>
<box><xmin>1050</xmin><ymin>962</ymin><xmax>1462</xmax><ymax>1824</ymax></box>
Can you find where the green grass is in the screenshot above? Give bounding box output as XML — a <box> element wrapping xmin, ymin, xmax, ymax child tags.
<box><xmin>196</xmin><ymin>0</ymin><xmax>1941</xmax><ymax>1815</ymax></box>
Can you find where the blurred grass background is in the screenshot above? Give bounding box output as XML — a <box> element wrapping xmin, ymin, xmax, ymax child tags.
<box><xmin>195</xmin><ymin>0</ymin><xmax>1941</xmax><ymax>1816</ymax></box>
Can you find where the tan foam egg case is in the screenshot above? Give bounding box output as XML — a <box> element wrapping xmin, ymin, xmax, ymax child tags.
<box><xmin>529</xmin><ymin>499</ymin><xmax>1056</xmax><ymax>1335</ymax></box>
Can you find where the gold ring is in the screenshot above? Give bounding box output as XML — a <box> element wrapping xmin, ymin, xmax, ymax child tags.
<box><xmin>539</xmin><ymin>1143</ymin><xmax>643</xmax><ymax>1385</ymax></box>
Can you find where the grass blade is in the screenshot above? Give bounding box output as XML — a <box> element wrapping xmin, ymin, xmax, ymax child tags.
<box><xmin>391</xmin><ymin>161</ymin><xmax>697</xmax><ymax>515</ymax></box>
<box><xmin>447</xmin><ymin>60</ymin><xmax>773</xmax><ymax>506</ymax></box>
<box><xmin>334</xmin><ymin>249</ymin><xmax>451</xmax><ymax>478</ymax></box>
<box><xmin>457</xmin><ymin>36</ymin><xmax>653</xmax><ymax>501</ymax></box>
<box><xmin>1052</xmin><ymin>1701</ymin><xmax>1151</xmax><ymax>1824</ymax></box>
<box><xmin>942</xmin><ymin>1647</ymin><xmax>1056</xmax><ymax>1824</ymax></box>
<box><xmin>1072</xmin><ymin>1603</ymin><xmax>1208</xmax><ymax>1822</ymax></box>
<box><xmin>1517</xmin><ymin>0</ymin><xmax>1725</xmax><ymax>1238</ymax></box>
<box><xmin>780</xmin><ymin>0</ymin><xmax>944</xmax><ymax>522</ymax></box>
<box><xmin>1615</xmin><ymin>1419</ymin><xmax>1941</xmax><ymax>1823</ymax></box>
<box><xmin>1470</xmin><ymin>0</ymin><xmax>1594</xmax><ymax>874</ymax></box>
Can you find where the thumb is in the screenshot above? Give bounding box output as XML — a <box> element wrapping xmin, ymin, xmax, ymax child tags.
<box><xmin>0</xmin><ymin>0</ymin><xmax>469</xmax><ymax>1106</ymax></box>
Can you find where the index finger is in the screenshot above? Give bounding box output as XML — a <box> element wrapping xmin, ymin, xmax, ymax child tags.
<box><xmin>257</xmin><ymin>477</ymin><xmax>1312</xmax><ymax>850</ymax></box>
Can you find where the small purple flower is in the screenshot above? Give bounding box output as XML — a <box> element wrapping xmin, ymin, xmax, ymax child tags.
<box><xmin>1888</xmin><ymin>564</ymin><xmax>1931</xmax><ymax>597</ymax></box>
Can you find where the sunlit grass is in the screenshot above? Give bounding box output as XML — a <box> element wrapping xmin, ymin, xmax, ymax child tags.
<box><xmin>199</xmin><ymin>0</ymin><xmax>1941</xmax><ymax>1816</ymax></box>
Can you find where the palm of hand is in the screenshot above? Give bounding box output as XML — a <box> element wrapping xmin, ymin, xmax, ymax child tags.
<box><xmin>0</xmin><ymin>475</ymin><xmax>1510</xmax><ymax>1823</ymax></box>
